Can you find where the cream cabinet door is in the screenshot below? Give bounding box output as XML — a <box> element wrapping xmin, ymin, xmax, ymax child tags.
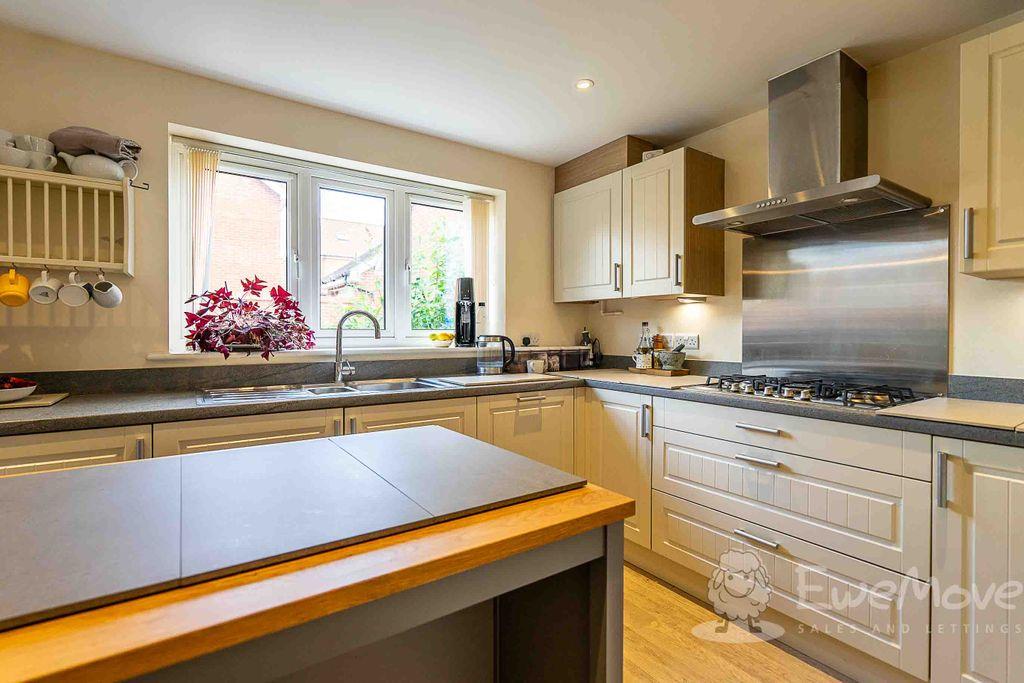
<box><xmin>553</xmin><ymin>171</ymin><xmax>623</xmax><ymax>302</ymax></box>
<box><xmin>583</xmin><ymin>388</ymin><xmax>652</xmax><ymax>547</ymax></box>
<box><xmin>153</xmin><ymin>409</ymin><xmax>344</xmax><ymax>457</ymax></box>
<box><xmin>622</xmin><ymin>148</ymin><xmax>683</xmax><ymax>297</ymax></box>
<box><xmin>960</xmin><ymin>20</ymin><xmax>1024</xmax><ymax>278</ymax></box>
<box><xmin>0</xmin><ymin>426</ymin><xmax>151</xmax><ymax>476</ymax></box>
<box><xmin>344</xmin><ymin>398</ymin><xmax>477</xmax><ymax>437</ymax></box>
<box><xmin>476</xmin><ymin>389</ymin><xmax>573</xmax><ymax>472</ymax></box>
<box><xmin>932</xmin><ymin>437</ymin><xmax>1024</xmax><ymax>683</ymax></box>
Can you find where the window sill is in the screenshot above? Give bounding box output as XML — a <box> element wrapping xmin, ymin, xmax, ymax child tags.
<box><xmin>147</xmin><ymin>346</ymin><xmax>479</xmax><ymax>365</ymax></box>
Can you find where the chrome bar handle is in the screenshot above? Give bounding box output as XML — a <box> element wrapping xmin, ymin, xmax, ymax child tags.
<box><xmin>735</xmin><ymin>422</ymin><xmax>781</xmax><ymax>436</ymax></box>
<box><xmin>333</xmin><ymin>418</ymin><xmax>342</xmax><ymax>436</ymax></box>
<box><xmin>641</xmin><ymin>403</ymin><xmax>652</xmax><ymax>438</ymax></box>
<box><xmin>674</xmin><ymin>253</ymin><xmax>682</xmax><ymax>286</ymax></box>
<box><xmin>963</xmin><ymin>207</ymin><xmax>974</xmax><ymax>261</ymax></box>
<box><xmin>613</xmin><ymin>263</ymin><xmax>622</xmax><ymax>292</ymax></box>
<box><xmin>348</xmin><ymin>417</ymin><xmax>357</xmax><ymax>434</ymax></box>
<box><xmin>733</xmin><ymin>529</ymin><xmax>780</xmax><ymax>550</ymax></box>
<box><xmin>735</xmin><ymin>453</ymin><xmax>781</xmax><ymax>468</ymax></box>
<box><xmin>135</xmin><ymin>437</ymin><xmax>146</xmax><ymax>459</ymax></box>
<box><xmin>935</xmin><ymin>451</ymin><xmax>950</xmax><ymax>508</ymax></box>
<box><xmin>517</xmin><ymin>395</ymin><xmax>546</xmax><ymax>403</ymax></box>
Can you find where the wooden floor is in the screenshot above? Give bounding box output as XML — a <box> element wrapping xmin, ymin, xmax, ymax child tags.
<box><xmin>623</xmin><ymin>566</ymin><xmax>841</xmax><ymax>683</ymax></box>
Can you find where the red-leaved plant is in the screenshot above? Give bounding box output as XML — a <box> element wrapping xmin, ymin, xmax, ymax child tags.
<box><xmin>184</xmin><ymin>277</ymin><xmax>316</xmax><ymax>359</ymax></box>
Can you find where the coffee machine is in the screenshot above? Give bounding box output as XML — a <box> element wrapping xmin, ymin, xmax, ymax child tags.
<box><xmin>454</xmin><ymin>277</ymin><xmax>476</xmax><ymax>347</ymax></box>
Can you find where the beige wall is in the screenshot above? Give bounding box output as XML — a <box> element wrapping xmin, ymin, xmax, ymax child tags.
<box><xmin>0</xmin><ymin>25</ymin><xmax>585</xmax><ymax>371</ymax></box>
<box><xmin>589</xmin><ymin>10</ymin><xmax>1024</xmax><ymax>380</ymax></box>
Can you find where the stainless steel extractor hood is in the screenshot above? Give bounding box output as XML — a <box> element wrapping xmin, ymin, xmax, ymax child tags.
<box><xmin>694</xmin><ymin>50</ymin><xmax>931</xmax><ymax>236</ymax></box>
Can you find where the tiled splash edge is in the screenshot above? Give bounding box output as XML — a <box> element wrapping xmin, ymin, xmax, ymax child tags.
<box><xmin>948</xmin><ymin>375</ymin><xmax>1024</xmax><ymax>405</ymax></box>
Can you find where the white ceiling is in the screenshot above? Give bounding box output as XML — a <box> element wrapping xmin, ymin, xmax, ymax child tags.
<box><xmin>0</xmin><ymin>0</ymin><xmax>1019</xmax><ymax>165</ymax></box>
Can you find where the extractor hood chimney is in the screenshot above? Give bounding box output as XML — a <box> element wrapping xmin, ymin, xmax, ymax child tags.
<box><xmin>693</xmin><ymin>50</ymin><xmax>930</xmax><ymax>236</ymax></box>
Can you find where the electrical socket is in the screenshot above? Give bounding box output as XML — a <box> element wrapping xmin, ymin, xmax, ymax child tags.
<box><xmin>680</xmin><ymin>334</ymin><xmax>699</xmax><ymax>350</ymax></box>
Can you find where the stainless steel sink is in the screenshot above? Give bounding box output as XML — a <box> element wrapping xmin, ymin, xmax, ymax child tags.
<box><xmin>315</xmin><ymin>378</ymin><xmax>454</xmax><ymax>394</ymax></box>
<box><xmin>199</xmin><ymin>384</ymin><xmax>313</xmax><ymax>405</ymax></box>
<box><xmin>200</xmin><ymin>378</ymin><xmax>454</xmax><ymax>405</ymax></box>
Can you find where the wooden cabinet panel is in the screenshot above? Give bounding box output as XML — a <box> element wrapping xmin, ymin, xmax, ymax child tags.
<box><xmin>476</xmin><ymin>389</ymin><xmax>573</xmax><ymax>472</ymax></box>
<box><xmin>0</xmin><ymin>426</ymin><xmax>151</xmax><ymax>476</ymax></box>
<box><xmin>153</xmin><ymin>410</ymin><xmax>344</xmax><ymax>457</ymax></box>
<box><xmin>553</xmin><ymin>172</ymin><xmax>622</xmax><ymax>302</ymax></box>
<box><xmin>653</xmin><ymin>428</ymin><xmax>931</xmax><ymax>576</ymax></box>
<box><xmin>583</xmin><ymin>388</ymin><xmax>652</xmax><ymax>547</ymax></box>
<box><xmin>653</xmin><ymin>491</ymin><xmax>930</xmax><ymax>679</ymax></box>
<box><xmin>932</xmin><ymin>437</ymin><xmax>1024</xmax><ymax>683</ymax></box>
<box><xmin>960</xmin><ymin>19</ymin><xmax>1024</xmax><ymax>278</ymax></box>
<box><xmin>554</xmin><ymin>134</ymin><xmax>654</xmax><ymax>193</ymax></box>
<box><xmin>653</xmin><ymin>396</ymin><xmax>931</xmax><ymax>478</ymax></box>
<box><xmin>345</xmin><ymin>398</ymin><xmax>477</xmax><ymax>437</ymax></box>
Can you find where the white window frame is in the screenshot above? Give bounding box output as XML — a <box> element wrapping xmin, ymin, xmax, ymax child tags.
<box><xmin>168</xmin><ymin>136</ymin><xmax>490</xmax><ymax>352</ymax></box>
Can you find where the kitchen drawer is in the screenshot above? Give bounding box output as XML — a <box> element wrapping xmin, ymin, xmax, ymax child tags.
<box><xmin>0</xmin><ymin>425</ymin><xmax>151</xmax><ymax>476</ymax></box>
<box><xmin>652</xmin><ymin>491</ymin><xmax>929</xmax><ymax>679</ymax></box>
<box><xmin>653</xmin><ymin>397</ymin><xmax>932</xmax><ymax>478</ymax></box>
<box><xmin>653</xmin><ymin>428</ymin><xmax>930</xmax><ymax>576</ymax></box>
<box><xmin>154</xmin><ymin>410</ymin><xmax>344</xmax><ymax>457</ymax></box>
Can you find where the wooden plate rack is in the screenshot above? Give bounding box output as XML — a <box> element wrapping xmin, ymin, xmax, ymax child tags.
<box><xmin>0</xmin><ymin>163</ymin><xmax>135</xmax><ymax>276</ymax></box>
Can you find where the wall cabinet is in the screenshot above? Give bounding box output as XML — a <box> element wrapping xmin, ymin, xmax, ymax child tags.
<box><xmin>581</xmin><ymin>388</ymin><xmax>652</xmax><ymax>547</ymax></box>
<box><xmin>960</xmin><ymin>19</ymin><xmax>1024</xmax><ymax>278</ymax></box>
<box><xmin>344</xmin><ymin>398</ymin><xmax>477</xmax><ymax>436</ymax></box>
<box><xmin>476</xmin><ymin>388</ymin><xmax>574</xmax><ymax>472</ymax></box>
<box><xmin>553</xmin><ymin>147</ymin><xmax>724</xmax><ymax>302</ymax></box>
<box><xmin>553</xmin><ymin>171</ymin><xmax>623</xmax><ymax>302</ymax></box>
<box><xmin>153</xmin><ymin>409</ymin><xmax>344</xmax><ymax>457</ymax></box>
<box><xmin>0</xmin><ymin>426</ymin><xmax>151</xmax><ymax>476</ymax></box>
<box><xmin>931</xmin><ymin>437</ymin><xmax>1024</xmax><ymax>683</ymax></box>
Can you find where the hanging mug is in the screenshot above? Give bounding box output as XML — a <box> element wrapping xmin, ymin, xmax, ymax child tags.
<box><xmin>0</xmin><ymin>268</ymin><xmax>30</xmax><ymax>307</ymax></box>
<box><xmin>58</xmin><ymin>271</ymin><xmax>92</xmax><ymax>307</ymax></box>
<box><xmin>91</xmin><ymin>273</ymin><xmax>123</xmax><ymax>309</ymax></box>
<box><xmin>29</xmin><ymin>269</ymin><xmax>61</xmax><ymax>305</ymax></box>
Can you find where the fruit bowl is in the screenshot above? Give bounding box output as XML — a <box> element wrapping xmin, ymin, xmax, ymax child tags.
<box><xmin>428</xmin><ymin>339</ymin><xmax>454</xmax><ymax>348</ymax></box>
<box><xmin>0</xmin><ymin>376</ymin><xmax>37</xmax><ymax>403</ymax></box>
<box><xmin>427</xmin><ymin>333</ymin><xmax>455</xmax><ymax>348</ymax></box>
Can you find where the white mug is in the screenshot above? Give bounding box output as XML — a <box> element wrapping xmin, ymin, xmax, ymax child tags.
<box><xmin>91</xmin><ymin>275</ymin><xmax>123</xmax><ymax>309</ymax></box>
<box><xmin>526</xmin><ymin>359</ymin><xmax>546</xmax><ymax>374</ymax></box>
<box><xmin>632</xmin><ymin>353</ymin><xmax>653</xmax><ymax>369</ymax></box>
<box><xmin>29</xmin><ymin>270</ymin><xmax>60</xmax><ymax>304</ymax></box>
<box><xmin>57</xmin><ymin>271</ymin><xmax>92</xmax><ymax>307</ymax></box>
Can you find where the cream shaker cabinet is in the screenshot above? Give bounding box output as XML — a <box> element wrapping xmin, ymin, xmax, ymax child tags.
<box><xmin>621</xmin><ymin>147</ymin><xmax>724</xmax><ymax>298</ymax></box>
<box><xmin>931</xmin><ymin>437</ymin><xmax>1024</xmax><ymax>683</ymax></box>
<box><xmin>476</xmin><ymin>389</ymin><xmax>574</xmax><ymax>472</ymax></box>
<box><xmin>153</xmin><ymin>409</ymin><xmax>344</xmax><ymax>457</ymax></box>
<box><xmin>344</xmin><ymin>397</ymin><xmax>477</xmax><ymax>437</ymax></box>
<box><xmin>960</xmin><ymin>19</ymin><xmax>1024</xmax><ymax>278</ymax></box>
<box><xmin>0</xmin><ymin>426</ymin><xmax>151</xmax><ymax>476</ymax></box>
<box><xmin>581</xmin><ymin>388</ymin><xmax>652</xmax><ymax>547</ymax></box>
<box><xmin>552</xmin><ymin>147</ymin><xmax>724</xmax><ymax>302</ymax></box>
<box><xmin>552</xmin><ymin>171</ymin><xmax>623</xmax><ymax>302</ymax></box>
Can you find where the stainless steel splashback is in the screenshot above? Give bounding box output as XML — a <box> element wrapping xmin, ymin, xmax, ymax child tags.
<box><xmin>742</xmin><ymin>206</ymin><xmax>949</xmax><ymax>393</ymax></box>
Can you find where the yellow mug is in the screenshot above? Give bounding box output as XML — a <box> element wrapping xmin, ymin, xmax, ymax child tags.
<box><xmin>0</xmin><ymin>268</ymin><xmax>30</xmax><ymax>307</ymax></box>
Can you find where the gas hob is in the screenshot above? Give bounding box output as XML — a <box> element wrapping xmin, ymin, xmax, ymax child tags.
<box><xmin>700</xmin><ymin>374</ymin><xmax>926</xmax><ymax>410</ymax></box>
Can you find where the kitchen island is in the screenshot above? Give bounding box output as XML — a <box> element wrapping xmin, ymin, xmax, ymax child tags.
<box><xmin>0</xmin><ymin>426</ymin><xmax>633</xmax><ymax>682</ymax></box>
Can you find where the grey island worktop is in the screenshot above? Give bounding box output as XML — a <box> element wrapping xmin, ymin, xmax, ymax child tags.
<box><xmin>0</xmin><ymin>426</ymin><xmax>584</xmax><ymax>630</ymax></box>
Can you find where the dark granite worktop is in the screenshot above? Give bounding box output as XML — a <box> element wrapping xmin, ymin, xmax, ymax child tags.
<box><xmin>2</xmin><ymin>370</ymin><xmax>1023</xmax><ymax>448</ymax></box>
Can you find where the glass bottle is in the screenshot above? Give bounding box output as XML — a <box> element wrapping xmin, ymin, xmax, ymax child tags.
<box><xmin>636</xmin><ymin>321</ymin><xmax>653</xmax><ymax>367</ymax></box>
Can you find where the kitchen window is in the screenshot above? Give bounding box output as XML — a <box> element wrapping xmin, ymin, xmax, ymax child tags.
<box><xmin>169</xmin><ymin>137</ymin><xmax>492</xmax><ymax>351</ymax></box>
